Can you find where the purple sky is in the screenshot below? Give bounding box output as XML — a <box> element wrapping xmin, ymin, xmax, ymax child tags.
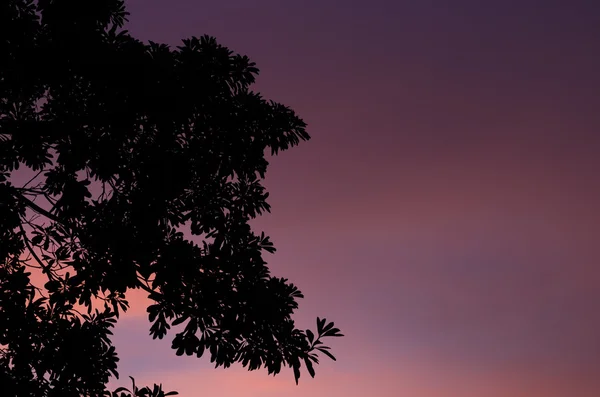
<box><xmin>92</xmin><ymin>1</ymin><xmax>600</xmax><ymax>395</ymax></box>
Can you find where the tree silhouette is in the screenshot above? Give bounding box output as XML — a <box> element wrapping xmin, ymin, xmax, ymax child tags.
<box><xmin>0</xmin><ymin>1</ymin><xmax>343</xmax><ymax>396</ymax></box>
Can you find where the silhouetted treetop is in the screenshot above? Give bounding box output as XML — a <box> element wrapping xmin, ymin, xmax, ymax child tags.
<box><xmin>0</xmin><ymin>1</ymin><xmax>342</xmax><ymax>396</ymax></box>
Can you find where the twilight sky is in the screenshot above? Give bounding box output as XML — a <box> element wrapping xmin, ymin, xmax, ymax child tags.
<box><xmin>103</xmin><ymin>1</ymin><xmax>600</xmax><ymax>396</ymax></box>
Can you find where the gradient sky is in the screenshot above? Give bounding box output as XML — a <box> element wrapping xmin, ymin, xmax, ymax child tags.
<box><xmin>80</xmin><ymin>0</ymin><xmax>600</xmax><ymax>395</ymax></box>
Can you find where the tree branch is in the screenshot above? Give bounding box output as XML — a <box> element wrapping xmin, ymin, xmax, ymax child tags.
<box><xmin>14</xmin><ymin>191</ymin><xmax>63</xmax><ymax>225</ymax></box>
<box><xmin>20</xmin><ymin>169</ymin><xmax>45</xmax><ymax>189</ymax></box>
<box><xmin>18</xmin><ymin>223</ymin><xmax>56</xmax><ymax>280</ymax></box>
<box><xmin>136</xmin><ymin>275</ymin><xmax>161</xmax><ymax>298</ymax></box>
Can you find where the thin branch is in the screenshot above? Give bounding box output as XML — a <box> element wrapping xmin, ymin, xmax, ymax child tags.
<box><xmin>14</xmin><ymin>191</ymin><xmax>63</xmax><ymax>225</ymax></box>
<box><xmin>29</xmin><ymin>283</ymin><xmax>48</xmax><ymax>299</ymax></box>
<box><xmin>17</xmin><ymin>188</ymin><xmax>44</xmax><ymax>196</ymax></box>
<box><xmin>18</xmin><ymin>223</ymin><xmax>56</xmax><ymax>280</ymax></box>
<box><xmin>136</xmin><ymin>275</ymin><xmax>160</xmax><ymax>297</ymax></box>
<box><xmin>21</xmin><ymin>253</ymin><xmax>43</xmax><ymax>269</ymax></box>
<box><xmin>43</xmin><ymin>193</ymin><xmax>57</xmax><ymax>205</ymax></box>
<box><xmin>20</xmin><ymin>168</ymin><xmax>45</xmax><ymax>189</ymax></box>
<box><xmin>99</xmin><ymin>181</ymin><xmax>108</xmax><ymax>201</ymax></box>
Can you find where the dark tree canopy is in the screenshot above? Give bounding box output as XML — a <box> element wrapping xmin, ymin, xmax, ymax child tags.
<box><xmin>0</xmin><ymin>1</ymin><xmax>342</xmax><ymax>396</ymax></box>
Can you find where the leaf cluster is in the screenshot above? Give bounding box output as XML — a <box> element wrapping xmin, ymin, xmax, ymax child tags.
<box><xmin>0</xmin><ymin>1</ymin><xmax>342</xmax><ymax>395</ymax></box>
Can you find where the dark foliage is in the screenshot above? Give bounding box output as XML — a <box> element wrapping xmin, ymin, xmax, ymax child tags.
<box><xmin>0</xmin><ymin>1</ymin><xmax>343</xmax><ymax>396</ymax></box>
